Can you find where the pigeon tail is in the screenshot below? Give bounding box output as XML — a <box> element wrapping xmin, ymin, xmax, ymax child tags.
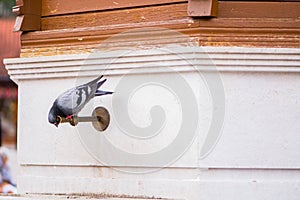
<box><xmin>95</xmin><ymin>90</ymin><xmax>113</xmax><ymax>96</ymax></box>
<box><xmin>86</xmin><ymin>75</ymin><xmax>104</xmax><ymax>86</ymax></box>
<box><xmin>97</xmin><ymin>78</ymin><xmax>107</xmax><ymax>89</ymax></box>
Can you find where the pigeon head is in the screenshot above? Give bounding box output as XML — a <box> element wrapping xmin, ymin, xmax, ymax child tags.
<box><xmin>48</xmin><ymin>106</ymin><xmax>62</xmax><ymax>127</ymax></box>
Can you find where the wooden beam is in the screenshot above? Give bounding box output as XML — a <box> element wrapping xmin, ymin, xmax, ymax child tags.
<box><xmin>13</xmin><ymin>0</ymin><xmax>42</xmax><ymax>32</ymax></box>
<box><xmin>188</xmin><ymin>0</ymin><xmax>218</xmax><ymax>17</ymax></box>
<box><xmin>42</xmin><ymin>0</ymin><xmax>187</xmax><ymax>17</ymax></box>
<box><xmin>19</xmin><ymin>1</ymin><xmax>300</xmax><ymax>57</ymax></box>
<box><xmin>40</xmin><ymin>2</ymin><xmax>300</xmax><ymax>31</ymax></box>
<box><xmin>41</xmin><ymin>3</ymin><xmax>188</xmax><ymax>31</ymax></box>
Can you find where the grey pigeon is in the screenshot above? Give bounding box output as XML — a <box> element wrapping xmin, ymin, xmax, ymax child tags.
<box><xmin>48</xmin><ymin>75</ymin><xmax>113</xmax><ymax>127</ymax></box>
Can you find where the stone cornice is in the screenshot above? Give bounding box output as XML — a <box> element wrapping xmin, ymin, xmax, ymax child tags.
<box><xmin>5</xmin><ymin>47</ymin><xmax>300</xmax><ymax>83</ymax></box>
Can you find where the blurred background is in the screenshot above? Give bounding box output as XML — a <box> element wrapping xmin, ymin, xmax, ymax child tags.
<box><xmin>0</xmin><ymin>0</ymin><xmax>19</xmax><ymax>149</ymax></box>
<box><xmin>0</xmin><ymin>0</ymin><xmax>20</xmax><ymax>188</ymax></box>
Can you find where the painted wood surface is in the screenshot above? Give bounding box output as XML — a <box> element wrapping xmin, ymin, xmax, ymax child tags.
<box><xmin>19</xmin><ymin>1</ymin><xmax>300</xmax><ymax>57</ymax></box>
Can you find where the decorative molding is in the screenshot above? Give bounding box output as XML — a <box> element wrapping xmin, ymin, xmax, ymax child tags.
<box><xmin>5</xmin><ymin>47</ymin><xmax>300</xmax><ymax>83</ymax></box>
<box><xmin>18</xmin><ymin>1</ymin><xmax>300</xmax><ymax>56</ymax></box>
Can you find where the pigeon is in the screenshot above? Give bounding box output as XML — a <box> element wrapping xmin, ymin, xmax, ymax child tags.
<box><xmin>48</xmin><ymin>75</ymin><xmax>113</xmax><ymax>127</ymax></box>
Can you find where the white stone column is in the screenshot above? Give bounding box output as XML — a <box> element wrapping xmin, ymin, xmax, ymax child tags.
<box><xmin>4</xmin><ymin>47</ymin><xmax>300</xmax><ymax>199</ymax></box>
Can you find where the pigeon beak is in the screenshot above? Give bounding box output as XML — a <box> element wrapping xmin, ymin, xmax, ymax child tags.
<box><xmin>54</xmin><ymin>116</ymin><xmax>62</xmax><ymax>128</ymax></box>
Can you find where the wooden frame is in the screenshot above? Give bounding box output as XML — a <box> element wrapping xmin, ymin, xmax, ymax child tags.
<box><xmin>188</xmin><ymin>0</ymin><xmax>218</xmax><ymax>17</ymax></box>
<box><xmin>17</xmin><ymin>1</ymin><xmax>300</xmax><ymax>56</ymax></box>
<box><xmin>13</xmin><ymin>0</ymin><xmax>42</xmax><ymax>31</ymax></box>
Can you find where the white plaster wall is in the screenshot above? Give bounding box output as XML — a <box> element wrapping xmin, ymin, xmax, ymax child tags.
<box><xmin>4</xmin><ymin>47</ymin><xmax>300</xmax><ymax>199</ymax></box>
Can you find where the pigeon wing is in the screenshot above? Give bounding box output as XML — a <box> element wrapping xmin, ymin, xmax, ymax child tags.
<box><xmin>56</xmin><ymin>83</ymin><xmax>97</xmax><ymax>116</ymax></box>
<box><xmin>55</xmin><ymin>75</ymin><xmax>104</xmax><ymax>116</ymax></box>
<box><xmin>55</xmin><ymin>88</ymin><xmax>79</xmax><ymax>115</ymax></box>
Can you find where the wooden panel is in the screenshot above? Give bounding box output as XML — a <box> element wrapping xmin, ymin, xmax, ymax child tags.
<box><xmin>42</xmin><ymin>0</ymin><xmax>187</xmax><ymax>16</ymax></box>
<box><xmin>218</xmin><ymin>1</ymin><xmax>300</xmax><ymax>18</ymax></box>
<box><xmin>19</xmin><ymin>25</ymin><xmax>300</xmax><ymax>57</ymax></box>
<box><xmin>14</xmin><ymin>14</ymin><xmax>41</xmax><ymax>32</ymax></box>
<box><xmin>15</xmin><ymin>0</ymin><xmax>41</xmax><ymax>15</ymax></box>
<box><xmin>20</xmin><ymin>1</ymin><xmax>300</xmax><ymax>56</ymax></box>
<box><xmin>24</xmin><ymin>20</ymin><xmax>300</xmax><ymax>44</ymax></box>
<box><xmin>13</xmin><ymin>0</ymin><xmax>41</xmax><ymax>31</ymax></box>
<box><xmin>188</xmin><ymin>0</ymin><xmax>218</xmax><ymax>17</ymax></box>
<box><xmin>41</xmin><ymin>3</ymin><xmax>188</xmax><ymax>30</ymax></box>
<box><xmin>41</xmin><ymin>2</ymin><xmax>300</xmax><ymax>30</ymax></box>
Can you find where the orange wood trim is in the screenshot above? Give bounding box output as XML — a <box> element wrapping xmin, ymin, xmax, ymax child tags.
<box><xmin>41</xmin><ymin>3</ymin><xmax>188</xmax><ymax>31</ymax></box>
<box><xmin>13</xmin><ymin>0</ymin><xmax>42</xmax><ymax>31</ymax></box>
<box><xmin>42</xmin><ymin>0</ymin><xmax>187</xmax><ymax>17</ymax></box>
<box><xmin>40</xmin><ymin>2</ymin><xmax>300</xmax><ymax>31</ymax></box>
<box><xmin>218</xmin><ymin>1</ymin><xmax>300</xmax><ymax>18</ymax></box>
<box><xmin>20</xmin><ymin>19</ymin><xmax>300</xmax><ymax>50</ymax></box>
<box><xmin>19</xmin><ymin>1</ymin><xmax>300</xmax><ymax>56</ymax></box>
<box><xmin>188</xmin><ymin>0</ymin><xmax>218</xmax><ymax>17</ymax></box>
